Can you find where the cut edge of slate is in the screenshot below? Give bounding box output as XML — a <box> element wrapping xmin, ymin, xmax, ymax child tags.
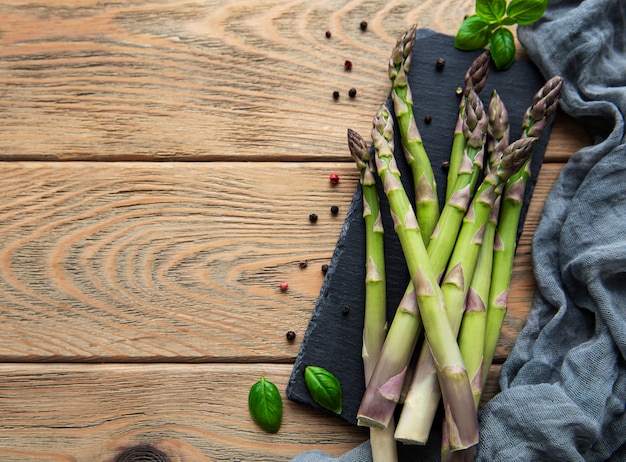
<box><xmin>287</xmin><ymin>28</ymin><xmax>558</xmax><ymax>429</ymax></box>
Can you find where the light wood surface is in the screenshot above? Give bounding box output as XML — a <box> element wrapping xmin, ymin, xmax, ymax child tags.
<box><xmin>0</xmin><ymin>1</ymin><xmax>589</xmax><ymax>460</ymax></box>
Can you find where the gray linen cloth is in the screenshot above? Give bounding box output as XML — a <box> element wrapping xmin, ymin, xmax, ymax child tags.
<box><xmin>291</xmin><ymin>0</ymin><xmax>626</xmax><ymax>460</ymax></box>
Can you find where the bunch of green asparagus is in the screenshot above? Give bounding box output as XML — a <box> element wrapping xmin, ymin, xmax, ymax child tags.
<box><xmin>348</xmin><ymin>24</ymin><xmax>563</xmax><ymax>462</ymax></box>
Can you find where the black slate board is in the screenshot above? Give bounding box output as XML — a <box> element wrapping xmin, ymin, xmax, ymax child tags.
<box><xmin>287</xmin><ymin>29</ymin><xmax>555</xmax><ymax>442</ymax></box>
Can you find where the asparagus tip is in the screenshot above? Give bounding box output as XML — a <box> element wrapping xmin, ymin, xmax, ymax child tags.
<box><xmin>464</xmin><ymin>51</ymin><xmax>491</xmax><ymax>95</ymax></box>
<box><xmin>463</xmin><ymin>89</ymin><xmax>487</xmax><ymax>148</ymax></box>
<box><xmin>498</xmin><ymin>137</ymin><xmax>539</xmax><ymax>183</ymax></box>
<box><xmin>347</xmin><ymin>128</ymin><xmax>370</xmax><ymax>168</ymax></box>
<box><xmin>487</xmin><ymin>89</ymin><xmax>511</xmax><ymax>169</ymax></box>
<box><xmin>522</xmin><ymin>75</ymin><xmax>564</xmax><ymax>138</ymax></box>
<box><xmin>389</xmin><ymin>24</ymin><xmax>418</xmax><ymax>79</ymax></box>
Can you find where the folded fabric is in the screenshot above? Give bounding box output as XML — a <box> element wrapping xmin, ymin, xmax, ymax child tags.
<box><xmin>290</xmin><ymin>0</ymin><xmax>626</xmax><ymax>460</ymax></box>
<box><xmin>477</xmin><ymin>0</ymin><xmax>626</xmax><ymax>460</ymax></box>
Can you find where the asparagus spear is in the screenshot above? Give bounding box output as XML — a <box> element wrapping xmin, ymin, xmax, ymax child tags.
<box><xmin>482</xmin><ymin>76</ymin><xmax>564</xmax><ymax>388</ymax></box>
<box><xmin>445</xmin><ymin>51</ymin><xmax>491</xmax><ymax>202</ymax></box>
<box><xmin>355</xmin><ymin>105</ymin><xmax>424</xmax><ymax>430</ymax></box>
<box><xmin>359</xmin><ymin>104</ymin><xmax>479</xmax><ymax>451</ymax></box>
<box><xmin>347</xmin><ymin>129</ymin><xmax>398</xmax><ymax>462</ymax></box>
<box><xmin>457</xmin><ymin>197</ymin><xmax>500</xmax><ymax>409</ymax></box>
<box><xmin>457</xmin><ymin>90</ymin><xmax>510</xmax><ymax>408</ymax></box>
<box><xmin>393</xmin><ymin>89</ymin><xmax>488</xmax><ymax>446</ymax></box>
<box><xmin>348</xmin><ymin>129</ymin><xmax>387</xmax><ymax>383</ymax></box>
<box><xmin>427</xmin><ymin>88</ymin><xmax>488</xmax><ymax>281</ymax></box>
<box><xmin>396</xmin><ymin>136</ymin><xmax>538</xmax><ymax>447</ymax></box>
<box><xmin>389</xmin><ymin>23</ymin><xmax>439</xmax><ymax>243</ymax></box>
<box><xmin>356</xmin><ymin>25</ymin><xmax>445</xmax><ymax>422</ymax></box>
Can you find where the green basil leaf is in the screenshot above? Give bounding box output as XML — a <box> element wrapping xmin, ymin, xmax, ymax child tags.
<box><xmin>489</xmin><ymin>27</ymin><xmax>516</xmax><ymax>70</ymax></box>
<box><xmin>506</xmin><ymin>0</ymin><xmax>548</xmax><ymax>25</ymax></box>
<box><xmin>501</xmin><ymin>16</ymin><xmax>517</xmax><ymax>26</ymax></box>
<box><xmin>248</xmin><ymin>376</ymin><xmax>283</xmax><ymax>433</ymax></box>
<box><xmin>476</xmin><ymin>0</ymin><xmax>506</xmax><ymax>22</ymax></box>
<box><xmin>304</xmin><ymin>366</ymin><xmax>342</xmax><ymax>414</ymax></box>
<box><xmin>454</xmin><ymin>15</ymin><xmax>492</xmax><ymax>51</ymax></box>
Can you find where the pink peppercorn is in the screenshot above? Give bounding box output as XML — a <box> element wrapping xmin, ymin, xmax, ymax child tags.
<box><xmin>329</xmin><ymin>173</ymin><xmax>339</xmax><ymax>184</ymax></box>
<box><xmin>279</xmin><ymin>281</ymin><xmax>289</xmax><ymax>291</ymax></box>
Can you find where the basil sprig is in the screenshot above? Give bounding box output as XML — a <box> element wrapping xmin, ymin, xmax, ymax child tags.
<box><xmin>304</xmin><ymin>366</ymin><xmax>342</xmax><ymax>414</ymax></box>
<box><xmin>454</xmin><ymin>0</ymin><xmax>547</xmax><ymax>70</ymax></box>
<box><xmin>248</xmin><ymin>376</ymin><xmax>283</xmax><ymax>433</ymax></box>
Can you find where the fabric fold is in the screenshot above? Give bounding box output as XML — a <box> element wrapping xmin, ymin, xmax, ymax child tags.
<box><xmin>478</xmin><ymin>0</ymin><xmax>626</xmax><ymax>460</ymax></box>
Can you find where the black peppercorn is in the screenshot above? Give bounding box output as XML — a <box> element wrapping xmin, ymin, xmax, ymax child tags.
<box><xmin>342</xmin><ymin>305</ymin><xmax>350</xmax><ymax>315</ymax></box>
<box><xmin>309</xmin><ymin>213</ymin><xmax>318</xmax><ymax>223</ymax></box>
<box><xmin>436</xmin><ymin>57</ymin><xmax>446</xmax><ymax>70</ymax></box>
<box><xmin>321</xmin><ymin>264</ymin><xmax>329</xmax><ymax>274</ymax></box>
<box><xmin>299</xmin><ymin>260</ymin><xmax>308</xmax><ymax>269</ymax></box>
<box><xmin>424</xmin><ymin>115</ymin><xmax>432</xmax><ymax>124</ymax></box>
<box><xmin>441</xmin><ymin>161</ymin><xmax>450</xmax><ymax>171</ymax></box>
<box><xmin>360</xmin><ymin>21</ymin><xmax>368</xmax><ymax>31</ymax></box>
<box><xmin>348</xmin><ymin>88</ymin><xmax>357</xmax><ymax>98</ymax></box>
<box><xmin>286</xmin><ymin>331</ymin><xmax>296</xmax><ymax>341</ymax></box>
<box><xmin>344</xmin><ymin>60</ymin><xmax>353</xmax><ymax>71</ymax></box>
<box><xmin>332</xmin><ymin>90</ymin><xmax>340</xmax><ymax>100</ymax></box>
<box><xmin>330</xmin><ymin>205</ymin><xmax>339</xmax><ymax>215</ymax></box>
<box><xmin>325</xmin><ymin>30</ymin><xmax>332</xmax><ymax>38</ymax></box>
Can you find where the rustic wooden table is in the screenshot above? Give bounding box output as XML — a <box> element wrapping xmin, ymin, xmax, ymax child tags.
<box><xmin>0</xmin><ymin>1</ymin><xmax>589</xmax><ymax>461</ymax></box>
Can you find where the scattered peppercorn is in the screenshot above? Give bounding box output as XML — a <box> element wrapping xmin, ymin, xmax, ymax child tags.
<box><xmin>309</xmin><ymin>213</ymin><xmax>318</xmax><ymax>223</ymax></box>
<box><xmin>456</xmin><ymin>86</ymin><xmax>463</xmax><ymax>96</ymax></box>
<box><xmin>279</xmin><ymin>281</ymin><xmax>289</xmax><ymax>291</ymax></box>
<box><xmin>286</xmin><ymin>330</ymin><xmax>296</xmax><ymax>341</ymax></box>
<box><xmin>344</xmin><ymin>60</ymin><xmax>353</xmax><ymax>71</ymax></box>
<box><xmin>441</xmin><ymin>161</ymin><xmax>450</xmax><ymax>171</ymax></box>
<box><xmin>342</xmin><ymin>304</ymin><xmax>351</xmax><ymax>316</ymax></box>
<box><xmin>325</xmin><ymin>30</ymin><xmax>332</xmax><ymax>38</ymax></box>
<box><xmin>299</xmin><ymin>260</ymin><xmax>308</xmax><ymax>269</ymax></box>
<box><xmin>360</xmin><ymin>21</ymin><xmax>368</xmax><ymax>31</ymax></box>
<box><xmin>329</xmin><ymin>173</ymin><xmax>340</xmax><ymax>184</ymax></box>
<box><xmin>348</xmin><ymin>88</ymin><xmax>357</xmax><ymax>98</ymax></box>
<box><xmin>424</xmin><ymin>115</ymin><xmax>432</xmax><ymax>124</ymax></box>
<box><xmin>332</xmin><ymin>90</ymin><xmax>340</xmax><ymax>100</ymax></box>
<box><xmin>321</xmin><ymin>264</ymin><xmax>329</xmax><ymax>274</ymax></box>
<box><xmin>330</xmin><ymin>205</ymin><xmax>339</xmax><ymax>215</ymax></box>
<box><xmin>436</xmin><ymin>57</ymin><xmax>446</xmax><ymax>70</ymax></box>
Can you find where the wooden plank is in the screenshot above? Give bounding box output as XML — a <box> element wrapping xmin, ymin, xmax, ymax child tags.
<box><xmin>0</xmin><ymin>161</ymin><xmax>561</xmax><ymax>362</ymax></box>
<box><xmin>0</xmin><ymin>362</ymin><xmax>505</xmax><ymax>461</ymax></box>
<box><xmin>0</xmin><ymin>161</ymin><xmax>359</xmax><ymax>361</ymax></box>
<box><xmin>0</xmin><ymin>0</ymin><xmax>443</xmax><ymax>160</ymax></box>
<box><xmin>0</xmin><ymin>363</ymin><xmax>368</xmax><ymax>461</ymax></box>
<box><xmin>0</xmin><ymin>0</ymin><xmax>586</xmax><ymax>161</ymax></box>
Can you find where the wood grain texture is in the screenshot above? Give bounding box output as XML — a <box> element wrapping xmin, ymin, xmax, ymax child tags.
<box><xmin>0</xmin><ymin>363</ymin><xmax>368</xmax><ymax>461</ymax></box>
<box><xmin>0</xmin><ymin>0</ymin><xmax>459</xmax><ymax>160</ymax></box>
<box><xmin>0</xmin><ymin>362</ymin><xmax>506</xmax><ymax>461</ymax></box>
<box><xmin>0</xmin><ymin>161</ymin><xmax>359</xmax><ymax>361</ymax></box>
<box><xmin>0</xmin><ymin>161</ymin><xmax>563</xmax><ymax>362</ymax></box>
<box><xmin>0</xmin><ymin>0</ymin><xmax>584</xmax><ymax>161</ymax></box>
